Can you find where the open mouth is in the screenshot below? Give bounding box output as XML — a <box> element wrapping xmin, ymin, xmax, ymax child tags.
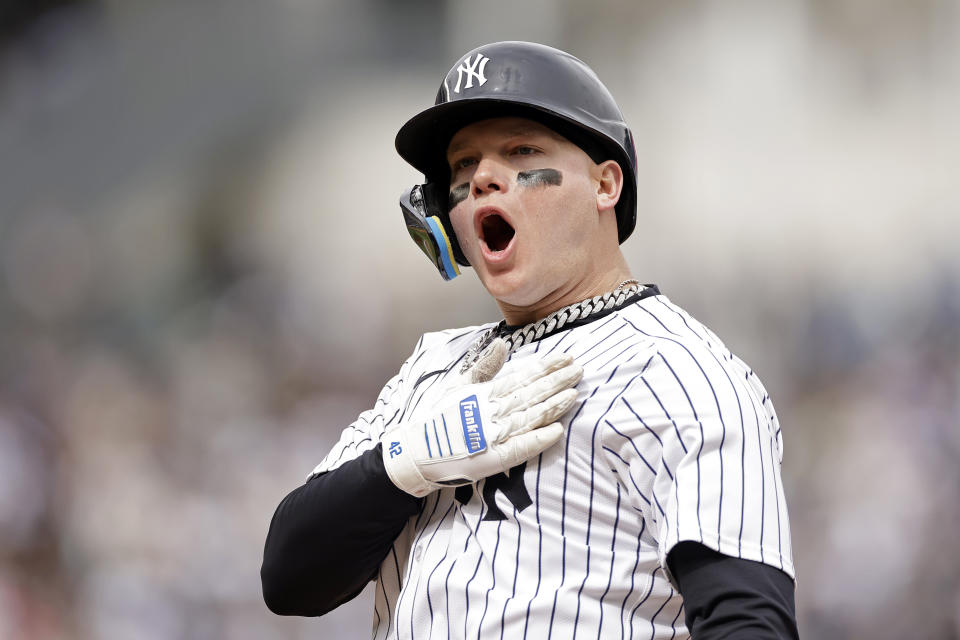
<box><xmin>481</xmin><ymin>214</ymin><xmax>515</xmax><ymax>252</ymax></box>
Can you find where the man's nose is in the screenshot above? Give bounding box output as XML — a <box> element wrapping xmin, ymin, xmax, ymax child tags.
<box><xmin>471</xmin><ymin>158</ymin><xmax>509</xmax><ymax>196</ymax></box>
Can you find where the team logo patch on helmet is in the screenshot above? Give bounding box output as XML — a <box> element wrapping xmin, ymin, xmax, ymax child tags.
<box><xmin>454</xmin><ymin>53</ymin><xmax>490</xmax><ymax>94</ymax></box>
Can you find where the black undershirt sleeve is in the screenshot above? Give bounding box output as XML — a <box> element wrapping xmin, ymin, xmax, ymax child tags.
<box><xmin>668</xmin><ymin>541</ymin><xmax>799</xmax><ymax>640</ymax></box>
<box><xmin>260</xmin><ymin>443</ymin><xmax>423</xmax><ymax>616</ymax></box>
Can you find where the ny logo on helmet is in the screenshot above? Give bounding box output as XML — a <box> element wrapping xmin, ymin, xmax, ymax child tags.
<box><xmin>453</xmin><ymin>53</ymin><xmax>490</xmax><ymax>94</ymax></box>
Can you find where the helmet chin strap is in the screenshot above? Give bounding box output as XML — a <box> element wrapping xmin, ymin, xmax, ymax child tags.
<box><xmin>399</xmin><ymin>184</ymin><xmax>462</xmax><ymax>281</ymax></box>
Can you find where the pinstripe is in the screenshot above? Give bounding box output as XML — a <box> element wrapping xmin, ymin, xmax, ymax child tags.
<box><xmin>728</xmin><ymin>356</ymin><xmax>767</xmax><ymax>560</ymax></box>
<box><xmin>653</xmin><ymin>352</ymin><xmax>709</xmax><ymax>407</ymax></box>
<box><xmin>768</xmin><ymin>416</ymin><xmax>785</xmax><ymax>570</ymax></box>
<box><xmin>545</xmin><ymin>326</ymin><xmax>576</xmax><ymax>354</ymax></box>
<box><xmin>374</xmin><ymin>574</ymin><xmax>385</xmax><ymax>640</ymax></box>
<box><xmin>550</xmin><ymin>377</ymin><xmax>607</xmax><ymax>638</ymax></box>
<box><xmin>737</xmin><ymin>396</ymin><xmax>749</xmax><ymax>556</ymax></box>
<box><xmin>321</xmin><ymin>413</ymin><xmax>378</xmax><ymax>471</ymax></box>
<box><xmin>423</xmin><ymin>503</ymin><xmax>457</xmax><ymax>629</ymax></box>
<box><xmin>651</xmin><ymin>484</ymin><xmax>667</xmax><ymax>520</ymax></box>
<box><xmin>573</xmin><ymin>322</ymin><xmax>629</xmax><ymax>360</ymax></box>
<box><xmin>462</xmin><ymin>497</ymin><xmax>488</xmax><ymax>640</ymax></box>
<box><xmin>647</xmin><ymin>583</ymin><xmax>674</xmax><ymax>640</ymax></box>
<box><xmin>410</xmin><ymin>494</ymin><xmax>431</xmax><ymax>535</ymax></box>
<box><xmin>401</xmin><ymin>344</ymin><xmax>471</xmax><ymax>422</ymax></box>
<box><xmin>322</xmin><ymin>444</ymin><xmax>348</xmax><ymax>472</ymax></box>
<box><xmin>352</xmin><ymin>432</ymin><xmax>373</xmax><ymax>450</ymax></box>
<box><xmin>580</xmin><ymin>333</ymin><xmax>636</xmax><ymax>367</ymax></box>
<box><xmin>620</xmin><ymin>522</ymin><xmax>646</xmax><ymax>640</ymax></box>
<box><xmin>667</xmin><ymin>598</ymin><xmax>683</xmax><ymax>640</ymax></box>
<box><xmin>617</xmin><ymin>348</ymin><xmax>644</xmax><ymax>370</ymax></box>
<box><xmin>374</xmin><ymin>381</ymin><xmax>398</xmax><ymax>408</ymax></box>
<box><xmin>445</xmin><ymin>327</ymin><xmax>483</xmax><ymax>345</ymax></box>
<box><xmin>621</xmin><ymin>397</ymin><xmax>675</xmax><ymax>481</ymax></box>
<box><xmin>402</xmin><ymin>368</ymin><xmax>449</xmax><ymax>421</ymax></box>
<box><xmin>444</xmin><ymin>513</ymin><xmax>472</xmax><ymax>640</ymax></box>
<box><xmin>597</xmin><ymin>339</ymin><xmax>646</xmax><ymax>370</ymax></box>
<box><xmin>521</xmin><ymin>454</ymin><xmax>545</xmax><ymax>640</ymax></box>
<box><xmin>560</xmin><ymin>390</ymin><xmax>598</xmax><ymax>532</ymax></box>
<box><xmin>596</xmin><ymin>482</ymin><xmax>622</xmax><ymax>638</ymax></box>
<box><xmin>641</xmin><ymin>377</ymin><xmax>689</xmax><ymax>455</ymax></box>
<box><xmin>549</xmin><ymin>454</ymin><xmax>575</xmax><ymax>635</ymax></box>
<box><xmin>653</xmin><ymin>298</ymin><xmax>698</xmax><ymax>338</ymax></box>
<box><xmin>477</xmin><ymin>519</ymin><xmax>504</xmax><ymax>638</ymax></box>
<box><xmin>638</xmin><ymin>305</ymin><xmax>681</xmax><ymax>337</ymax></box>
<box><xmin>400</xmin><ymin>496</ymin><xmax>443</xmax><ymax>640</ymax></box>
<box><xmin>628</xmin><ymin>566</ymin><xmax>660</xmax><ymax>640</ymax></box>
<box><xmin>377</xmin><ymin>548</ymin><xmax>399</xmax><ymax>640</ymax></box>
<box><xmin>602</xmin><ymin>446</ymin><xmax>655</xmax><ymax>509</ymax></box>
<box><xmin>499</xmin><ymin>499</ymin><xmax>523</xmax><ymax>640</ymax></box>
<box><xmin>751</xmin><ymin>386</ymin><xmax>767</xmax><ymax>564</ymax></box>
<box><xmin>589</xmin><ymin>313</ymin><xmax>622</xmax><ymax>335</ymax></box>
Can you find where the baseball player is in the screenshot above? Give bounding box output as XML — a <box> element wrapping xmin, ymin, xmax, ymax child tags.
<box><xmin>262</xmin><ymin>41</ymin><xmax>798</xmax><ymax>639</ymax></box>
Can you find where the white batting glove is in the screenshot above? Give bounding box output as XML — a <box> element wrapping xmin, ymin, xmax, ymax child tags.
<box><xmin>381</xmin><ymin>347</ymin><xmax>583</xmax><ymax>497</ymax></box>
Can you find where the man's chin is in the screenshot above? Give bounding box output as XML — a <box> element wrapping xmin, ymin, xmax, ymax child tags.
<box><xmin>483</xmin><ymin>278</ymin><xmax>555</xmax><ymax>321</ymax></box>
<box><xmin>478</xmin><ymin>271</ymin><xmax>538</xmax><ymax>308</ymax></box>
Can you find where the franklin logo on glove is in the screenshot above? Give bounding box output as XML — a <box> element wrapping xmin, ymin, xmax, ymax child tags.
<box><xmin>458</xmin><ymin>396</ymin><xmax>486</xmax><ymax>454</ymax></box>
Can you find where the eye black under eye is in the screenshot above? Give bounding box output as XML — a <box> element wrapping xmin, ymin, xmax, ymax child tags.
<box><xmin>448</xmin><ymin>183</ymin><xmax>469</xmax><ymax>211</ymax></box>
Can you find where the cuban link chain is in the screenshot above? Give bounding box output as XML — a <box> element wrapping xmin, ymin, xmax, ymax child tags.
<box><xmin>459</xmin><ymin>281</ymin><xmax>644</xmax><ymax>375</ymax></box>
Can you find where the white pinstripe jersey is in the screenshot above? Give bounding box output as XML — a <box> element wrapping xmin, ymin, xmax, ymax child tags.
<box><xmin>313</xmin><ymin>292</ymin><xmax>795</xmax><ymax>640</ymax></box>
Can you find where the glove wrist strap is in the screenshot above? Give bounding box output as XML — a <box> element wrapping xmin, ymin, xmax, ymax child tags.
<box><xmin>381</xmin><ymin>433</ymin><xmax>432</xmax><ymax>497</ymax></box>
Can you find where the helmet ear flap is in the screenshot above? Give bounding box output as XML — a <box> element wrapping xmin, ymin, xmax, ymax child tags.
<box><xmin>421</xmin><ymin>182</ymin><xmax>469</xmax><ymax>266</ymax></box>
<box><xmin>399</xmin><ymin>183</ymin><xmax>469</xmax><ymax>281</ymax></box>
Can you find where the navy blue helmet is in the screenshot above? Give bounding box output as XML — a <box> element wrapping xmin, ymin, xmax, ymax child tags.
<box><xmin>396</xmin><ymin>41</ymin><xmax>637</xmax><ymax>278</ymax></box>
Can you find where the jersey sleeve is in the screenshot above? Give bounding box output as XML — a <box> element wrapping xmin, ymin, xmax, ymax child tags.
<box><xmin>601</xmin><ymin>340</ymin><xmax>794</xmax><ymax>587</ymax></box>
<box><xmin>308</xmin><ymin>336</ymin><xmax>425</xmax><ymax>478</ymax></box>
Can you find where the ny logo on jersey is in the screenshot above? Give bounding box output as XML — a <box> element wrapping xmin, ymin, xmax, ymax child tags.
<box><xmin>453</xmin><ymin>53</ymin><xmax>490</xmax><ymax>94</ymax></box>
<box><xmin>455</xmin><ymin>461</ymin><xmax>531</xmax><ymax>521</ymax></box>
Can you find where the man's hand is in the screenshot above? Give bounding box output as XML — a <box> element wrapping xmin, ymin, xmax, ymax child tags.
<box><xmin>381</xmin><ymin>346</ymin><xmax>583</xmax><ymax>497</ymax></box>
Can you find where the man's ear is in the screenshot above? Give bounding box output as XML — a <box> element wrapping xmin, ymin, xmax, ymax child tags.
<box><xmin>595</xmin><ymin>160</ymin><xmax>623</xmax><ymax>213</ymax></box>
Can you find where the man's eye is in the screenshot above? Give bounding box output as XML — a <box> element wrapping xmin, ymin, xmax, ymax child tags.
<box><xmin>452</xmin><ymin>157</ymin><xmax>476</xmax><ymax>171</ymax></box>
<box><xmin>512</xmin><ymin>146</ymin><xmax>539</xmax><ymax>156</ymax></box>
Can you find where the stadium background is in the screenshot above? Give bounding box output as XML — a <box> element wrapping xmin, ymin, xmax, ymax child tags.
<box><xmin>1</xmin><ymin>1</ymin><xmax>958</xmax><ymax>638</ymax></box>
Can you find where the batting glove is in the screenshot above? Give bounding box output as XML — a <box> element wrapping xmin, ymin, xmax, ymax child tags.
<box><xmin>381</xmin><ymin>347</ymin><xmax>583</xmax><ymax>497</ymax></box>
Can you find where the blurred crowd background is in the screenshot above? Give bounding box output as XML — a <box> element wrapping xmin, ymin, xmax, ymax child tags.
<box><xmin>1</xmin><ymin>1</ymin><xmax>958</xmax><ymax>638</ymax></box>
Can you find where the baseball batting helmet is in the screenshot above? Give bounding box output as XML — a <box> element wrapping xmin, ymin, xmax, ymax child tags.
<box><xmin>396</xmin><ymin>40</ymin><xmax>637</xmax><ymax>280</ymax></box>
